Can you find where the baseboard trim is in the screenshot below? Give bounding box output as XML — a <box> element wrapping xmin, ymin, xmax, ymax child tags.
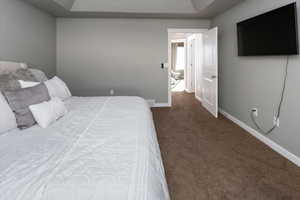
<box><xmin>219</xmin><ymin>109</ymin><xmax>300</xmax><ymax>167</ymax></box>
<box><xmin>195</xmin><ymin>95</ymin><xmax>202</xmax><ymax>102</ymax></box>
<box><xmin>153</xmin><ymin>103</ymin><xmax>171</xmax><ymax>108</ymax></box>
<box><xmin>147</xmin><ymin>99</ymin><xmax>171</xmax><ymax>108</ymax></box>
<box><xmin>185</xmin><ymin>89</ymin><xmax>194</xmax><ymax>93</ymax></box>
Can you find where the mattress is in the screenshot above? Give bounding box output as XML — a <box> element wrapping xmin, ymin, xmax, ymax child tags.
<box><xmin>0</xmin><ymin>96</ymin><xmax>170</xmax><ymax>200</ymax></box>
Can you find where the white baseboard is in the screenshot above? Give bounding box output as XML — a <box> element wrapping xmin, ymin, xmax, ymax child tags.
<box><xmin>219</xmin><ymin>109</ymin><xmax>300</xmax><ymax>167</ymax></box>
<box><xmin>195</xmin><ymin>95</ymin><xmax>202</xmax><ymax>102</ymax></box>
<box><xmin>153</xmin><ymin>103</ymin><xmax>171</xmax><ymax>108</ymax></box>
<box><xmin>147</xmin><ymin>100</ymin><xmax>171</xmax><ymax>108</ymax></box>
<box><xmin>185</xmin><ymin>89</ymin><xmax>194</xmax><ymax>93</ymax></box>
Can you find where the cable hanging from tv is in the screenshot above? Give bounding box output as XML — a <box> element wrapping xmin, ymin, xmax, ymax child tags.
<box><xmin>250</xmin><ymin>56</ymin><xmax>289</xmax><ymax>135</ymax></box>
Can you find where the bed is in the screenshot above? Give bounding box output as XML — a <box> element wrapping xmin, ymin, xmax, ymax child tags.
<box><xmin>0</xmin><ymin>96</ymin><xmax>170</xmax><ymax>200</ymax></box>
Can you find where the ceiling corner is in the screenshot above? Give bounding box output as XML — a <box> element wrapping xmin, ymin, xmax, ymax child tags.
<box><xmin>53</xmin><ymin>0</ymin><xmax>76</xmax><ymax>10</ymax></box>
<box><xmin>191</xmin><ymin>0</ymin><xmax>215</xmax><ymax>11</ymax></box>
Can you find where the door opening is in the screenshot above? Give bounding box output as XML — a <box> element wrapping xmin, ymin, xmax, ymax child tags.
<box><xmin>167</xmin><ymin>28</ymin><xmax>219</xmax><ymax>118</ymax></box>
<box><xmin>170</xmin><ymin>39</ymin><xmax>186</xmax><ymax>92</ymax></box>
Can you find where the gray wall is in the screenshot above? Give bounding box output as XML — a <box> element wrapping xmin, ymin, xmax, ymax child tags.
<box><xmin>212</xmin><ymin>0</ymin><xmax>300</xmax><ymax>157</ymax></box>
<box><xmin>57</xmin><ymin>18</ymin><xmax>210</xmax><ymax>102</ymax></box>
<box><xmin>0</xmin><ymin>0</ymin><xmax>56</xmax><ymax>76</ymax></box>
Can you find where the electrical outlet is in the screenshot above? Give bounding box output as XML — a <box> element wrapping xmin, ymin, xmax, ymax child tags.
<box><xmin>251</xmin><ymin>108</ymin><xmax>258</xmax><ymax>117</ymax></box>
<box><xmin>273</xmin><ymin>117</ymin><xmax>280</xmax><ymax>127</ymax></box>
<box><xmin>110</xmin><ymin>89</ymin><xmax>115</xmax><ymax>96</ymax></box>
<box><xmin>147</xmin><ymin>100</ymin><xmax>156</xmax><ymax>107</ymax></box>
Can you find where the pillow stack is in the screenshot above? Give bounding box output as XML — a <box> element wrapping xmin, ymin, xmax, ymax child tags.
<box><xmin>0</xmin><ymin>66</ymin><xmax>71</xmax><ymax>132</ymax></box>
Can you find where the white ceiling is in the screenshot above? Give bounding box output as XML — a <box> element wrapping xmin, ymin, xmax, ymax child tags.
<box><xmin>24</xmin><ymin>0</ymin><xmax>244</xmax><ymax>18</ymax></box>
<box><xmin>72</xmin><ymin>0</ymin><xmax>198</xmax><ymax>14</ymax></box>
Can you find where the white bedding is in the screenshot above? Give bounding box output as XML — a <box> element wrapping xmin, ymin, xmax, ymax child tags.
<box><xmin>0</xmin><ymin>97</ymin><xmax>170</xmax><ymax>200</ymax></box>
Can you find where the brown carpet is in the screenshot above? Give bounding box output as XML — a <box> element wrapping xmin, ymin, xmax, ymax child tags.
<box><xmin>152</xmin><ymin>92</ymin><xmax>300</xmax><ymax>200</ymax></box>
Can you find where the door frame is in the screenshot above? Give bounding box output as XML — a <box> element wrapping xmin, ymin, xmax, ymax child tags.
<box><xmin>167</xmin><ymin>28</ymin><xmax>208</xmax><ymax>107</ymax></box>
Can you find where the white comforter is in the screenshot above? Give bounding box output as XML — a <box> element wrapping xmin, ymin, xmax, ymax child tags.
<box><xmin>0</xmin><ymin>97</ymin><xmax>170</xmax><ymax>200</ymax></box>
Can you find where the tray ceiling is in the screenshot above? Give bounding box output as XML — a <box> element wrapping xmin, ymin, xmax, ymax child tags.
<box><xmin>24</xmin><ymin>0</ymin><xmax>243</xmax><ymax>18</ymax></box>
<box><xmin>71</xmin><ymin>0</ymin><xmax>198</xmax><ymax>13</ymax></box>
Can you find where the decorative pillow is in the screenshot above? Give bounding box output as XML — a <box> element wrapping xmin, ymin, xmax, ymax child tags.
<box><xmin>0</xmin><ymin>92</ymin><xmax>17</xmax><ymax>134</ymax></box>
<box><xmin>45</xmin><ymin>77</ymin><xmax>72</xmax><ymax>100</ymax></box>
<box><xmin>29</xmin><ymin>68</ymin><xmax>48</xmax><ymax>82</ymax></box>
<box><xmin>29</xmin><ymin>98</ymin><xmax>68</xmax><ymax>128</ymax></box>
<box><xmin>0</xmin><ymin>61</ymin><xmax>27</xmax><ymax>75</ymax></box>
<box><xmin>12</xmin><ymin>68</ymin><xmax>37</xmax><ymax>81</ymax></box>
<box><xmin>19</xmin><ymin>80</ymin><xmax>39</xmax><ymax>88</ymax></box>
<box><xmin>0</xmin><ymin>68</ymin><xmax>37</xmax><ymax>91</ymax></box>
<box><xmin>0</xmin><ymin>73</ymin><xmax>19</xmax><ymax>91</ymax></box>
<box><xmin>3</xmin><ymin>84</ymin><xmax>50</xmax><ymax>129</ymax></box>
<box><xmin>19</xmin><ymin>76</ymin><xmax>72</xmax><ymax>100</ymax></box>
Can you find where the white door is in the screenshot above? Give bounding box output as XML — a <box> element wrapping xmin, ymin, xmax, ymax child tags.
<box><xmin>202</xmin><ymin>27</ymin><xmax>218</xmax><ymax>118</ymax></box>
<box><xmin>195</xmin><ymin>34</ymin><xmax>203</xmax><ymax>101</ymax></box>
<box><xmin>186</xmin><ymin>35</ymin><xmax>196</xmax><ymax>93</ymax></box>
<box><xmin>191</xmin><ymin>39</ymin><xmax>196</xmax><ymax>92</ymax></box>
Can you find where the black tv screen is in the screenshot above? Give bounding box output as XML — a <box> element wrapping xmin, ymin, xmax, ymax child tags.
<box><xmin>237</xmin><ymin>3</ymin><xmax>299</xmax><ymax>56</ymax></box>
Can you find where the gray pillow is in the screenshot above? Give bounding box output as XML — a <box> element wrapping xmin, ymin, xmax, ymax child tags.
<box><xmin>0</xmin><ymin>73</ymin><xmax>18</xmax><ymax>91</ymax></box>
<box><xmin>0</xmin><ymin>68</ymin><xmax>37</xmax><ymax>91</ymax></box>
<box><xmin>29</xmin><ymin>68</ymin><xmax>48</xmax><ymax>82</ymax></box>
<box><xmin>3</xmin><ymin>84</ymin><xmax>50</xmax><ymax>129</ymax></box>
<box><xmin>0</xmin><ymin>61</ymin><xmax>27</xmax><ymax>75</ymax></box>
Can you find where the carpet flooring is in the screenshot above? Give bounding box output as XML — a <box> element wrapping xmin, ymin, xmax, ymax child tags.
<box><xmin>152</xmin><ymin>92</ymin><xmax>300</xmax><ymax>200</ymax></box>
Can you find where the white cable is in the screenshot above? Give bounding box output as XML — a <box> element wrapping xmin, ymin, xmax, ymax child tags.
<box><xmin>250</xmin><ymin>56</ymin><xmax>289</xmax><ymax>135</ymax></box>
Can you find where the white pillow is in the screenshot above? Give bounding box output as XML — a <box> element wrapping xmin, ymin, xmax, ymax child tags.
<box><xmin>19</xmin><ymin>76</ymin><xmax>72</xmax><ymax>100</ymax></box>
<box><xmin>18</xmin><ymin>80</ymin><xmax>39</xmax><ymax>88</ymax></box>
<box><xmin>45</xmin><ymin>76</ymin><xmax>72</xmax><ymax>100</ymax></box>
<box><xmin>0</xmin><ymin>92</ymin><xmax>17</xmax><ymax>134</ymax></box>
<box><xmin>29</xmin><ymin>98</ymin><xmax>68</xmax><ymax>128</ymax></box>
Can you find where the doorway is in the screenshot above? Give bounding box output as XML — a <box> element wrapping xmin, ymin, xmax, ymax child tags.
<box><xmin>170</xmin><ymin>39</ymin><xmax>186</xmax><ymax>92</ymax></box>
<box><xmin>168</xmin><ymin>28</ymin><xmax>219</xmax><ymax>117</ymax></box>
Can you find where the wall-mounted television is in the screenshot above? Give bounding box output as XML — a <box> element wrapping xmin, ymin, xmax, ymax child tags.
<box><xmin>237</xmin><ymin>2</ymin><xmax>299</xmax><ymax>56</ymax></box>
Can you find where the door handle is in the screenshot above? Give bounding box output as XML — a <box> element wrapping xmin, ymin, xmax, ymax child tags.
<box><xmin>211</xmin><ymin>75</ymin><xmax>217</xmax><ymax>79</ymax></box>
